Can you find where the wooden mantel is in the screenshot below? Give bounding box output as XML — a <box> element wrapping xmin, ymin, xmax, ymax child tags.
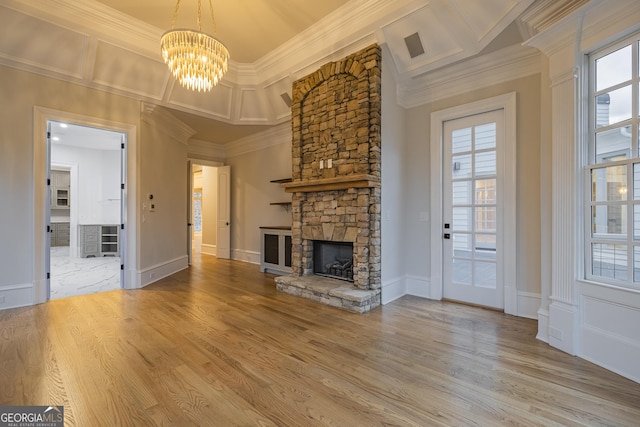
<box><xmin>282</xmin><ymin>174</ymin><xmax>380</xmax><ymax>193</ymax></box>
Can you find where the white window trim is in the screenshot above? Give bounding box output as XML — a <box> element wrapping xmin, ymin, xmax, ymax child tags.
<box><xmin>430</xmin><ymin>92</ymin><xmax>517</xmax><ymax>315</ymax></box>
<box><xmin>584</xmin><ymin>32</ymin><xmax>640</xmax><ymax>290</ymax></box>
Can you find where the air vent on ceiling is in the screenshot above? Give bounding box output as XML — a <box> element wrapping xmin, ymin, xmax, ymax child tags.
<box><xmin>280</xmin><ymin>92</ymin><xmax>292</xmax><ymax>108</ymax></box>
<box><xmin>404</xmin><ymin>32</ymin><xmax>425</xmax><ymax>59</ymax></box>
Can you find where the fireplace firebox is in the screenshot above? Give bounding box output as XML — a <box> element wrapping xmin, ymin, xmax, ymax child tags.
<box><xmin>313</xmin><ymin>241</ymin><xmax>354</xmax><ymax>282</ymax></box>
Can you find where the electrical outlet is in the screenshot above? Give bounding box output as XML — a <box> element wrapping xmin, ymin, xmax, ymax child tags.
<box><xmin>319</xmin><ymin>160</ymin><xmax>324</xmax><ymax>169</ymax></box>
<box><xmin>327</xmin><ymin>158</ymin><xmax>333</xmax><ymax>168</ymax></box>
<box><xmin>149</xmin><ymin>203</ymin><xmax>155</xmax><ymax>212</ymax></box>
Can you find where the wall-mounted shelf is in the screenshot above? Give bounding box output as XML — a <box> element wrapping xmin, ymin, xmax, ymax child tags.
<box><xmin>270</xmin><ymin>178</ymin><xmax>292</xmax><ymax>209</ymax></box>
<box><xmin>270</xmin><ymin>178</ymin><xmax>293</xmax><ymax>184</ymax></box>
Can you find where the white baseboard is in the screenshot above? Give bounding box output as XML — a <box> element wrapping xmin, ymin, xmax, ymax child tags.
<box><xmin>578</xmin><ymin>284</ymin><xmax>640</xmax><ymax>383</ymax></box>
<box><xmin>381</xmin><ymin>276</ymin><xmax>406</xmax><ymax>305</ymax></box>
<box><xmin>406</xmin><ymin>275</ymin><xmax>431</xmax><ymax>299</ymax></box>
<box><xmin>0</xmin><ymin>283</ymin><xmax>34</xmax><ymax>311</ymax></box>
<box><xmin>232</xmin><ymin>249</ymin><xmax>260</xmax><ymax>265</ymax></box>
<box><xmin>136</xmin><ymin>256</ymin><xmax>189</xmax><ymax>288</ymax></box>
<box><xmin>536</xmin><ymin>308</ymin><xmax>549</xmax><ymax>343</ymax></box>
<box><xmin>517</xmin><ymin>291</ymin><xmax>541</xmax><ymax>319</ymax></box>
<box><xmin>548</xmin><ymin>300</ymin><xmax>577</xmax><ymax>355</ymax></box>
<box><xmin>201</xmin><ymin>244</ymin><xmax>216</xmax><ymax>256</ymax></box>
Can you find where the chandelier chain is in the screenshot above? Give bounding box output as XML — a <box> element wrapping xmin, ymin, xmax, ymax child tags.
<box><xmin>170</xmin><ymin>0</ymin><xmax>181</xmax><ymax>29</ymax></box>
<box><xmin>209</xmin><ymin>0</ymin><xmax>217</xmax><ymax>35</ymax></box>
<box><xmin>170</xmin><ymin>0</ymin><xmax>217</xmax><ymax>34</ymax></box>
<box><xmin>197</xmin><ymin>0</ymin><xmax>201</xmax><ymax>32</ymax></box>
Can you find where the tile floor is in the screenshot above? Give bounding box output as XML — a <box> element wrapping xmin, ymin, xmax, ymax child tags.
<box><xmin>50</xmin><ymin>246</ymin><xmax>121</xmax><ymax>299</ymax></box>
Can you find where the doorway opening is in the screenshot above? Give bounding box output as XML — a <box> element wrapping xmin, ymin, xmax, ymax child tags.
<box><xmin>48</xmin><ymin>121</ymin><xmax>125</xmax><ymax>299</ymax></box>
<box><xmin>188</xmin><ymin>161</ymin><xmax>229</xmax><ymax>264</ymax></box>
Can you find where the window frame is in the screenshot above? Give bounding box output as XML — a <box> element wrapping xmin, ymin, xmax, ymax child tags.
<box><xmin>585</xmin><ymin>32</ymin><xmax>640</xmax><ymax>289</ymax></box>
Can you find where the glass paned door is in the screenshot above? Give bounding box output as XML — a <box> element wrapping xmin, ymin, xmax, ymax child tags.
<box><xmin>443</xmin><ymin>110</ymin><xmax>504</xmax><ymax>309</ymax></box>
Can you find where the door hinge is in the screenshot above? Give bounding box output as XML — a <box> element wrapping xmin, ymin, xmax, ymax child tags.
<box><xmin>121</xmin><ymin>143</ymin><xmax>125</xmax><ymax>149</ymax></box>
<box><xmin>47</xmin><ymin>178</ymin><xmax>51</xmax><ymax>186</ymax></box>
<box><xmin>121</xmin><ymin>264</ymin><xmax>124</xmax><ymax>270</ymax></box>
<box><xmin>47</xmin><ymin>225</ymin><xmax>51</xmax><ymax>233</ymax></box>
<box><xmin>47</xmin><ymin>272</ymin><xmax>50</xmax><ymax>279</ymax></box>
<box><xmin>47</xmin><ymin>131</ymin><xmax>51</xmax><ymax>139</ymax></box>
<box><xmin>121</xmin><ymin>224</ymin><xmax>124</xmax><ymax>230</ymax></box>
<box><xmin>121</xmin><ymin>183</ymin><xmax>125</xmax><ymax>190</ymax></box>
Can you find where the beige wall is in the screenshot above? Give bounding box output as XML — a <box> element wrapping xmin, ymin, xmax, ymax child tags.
<box><xmin>225</xmin><ymin>138</ymin><xmax>292</xmax><ymax>258</ymax></box>
<box><xmin>403</xmin><ymin>74</ymin><xmax>542</xmax><ymax>295</ymax></box>
<box><xmin>381</xmin><ymin>49</ymin><xmax>407</xmax><ymax>292</ymax></box>
<box><xmin>0</xmin><ymin>65</ymin><xmax>139</xmax><ymax>289</ymax></box>
<box><xmin>138</xmin><ymin>115</ymin><xmax>188</xmax><ymax>270</ymax></box>
<box><xmin>0</xmin><ymin>64</ymin><xmax>193</xmax><ymax>296</ymax></box>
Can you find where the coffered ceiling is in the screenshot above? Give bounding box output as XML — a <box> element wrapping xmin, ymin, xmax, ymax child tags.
<box><xmin>0</xmin><ymin>0</ymin><xmax>546</xmax><ymax>144</ymax></box>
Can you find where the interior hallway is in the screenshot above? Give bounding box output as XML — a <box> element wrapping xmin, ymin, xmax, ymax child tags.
<box><xmin>1</xmin><ymin>254</ymin><xmax>639</xmax><ymax>426</ymax></box>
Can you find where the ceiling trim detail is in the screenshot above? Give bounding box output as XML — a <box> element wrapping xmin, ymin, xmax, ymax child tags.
<box><xmin>1</xmin><ymin>0</ymin><xmax>539</xmax><ymax>133</ymax></box>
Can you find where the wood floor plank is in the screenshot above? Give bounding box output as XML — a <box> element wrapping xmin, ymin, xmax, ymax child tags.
<box><xmin>1</xmin><ymin>254</ymin><xmax>639</xmax><ymax>426</ymax></box>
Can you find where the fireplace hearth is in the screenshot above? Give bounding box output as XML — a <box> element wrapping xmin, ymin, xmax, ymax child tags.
<box><xmin>314</xmin><ymin>241</ymin><xmax>354</xmax><ymax>281</ymax></box>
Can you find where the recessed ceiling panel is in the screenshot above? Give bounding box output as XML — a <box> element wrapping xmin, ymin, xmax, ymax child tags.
<box><xmin>239</xmin><ymin>89</ymin><xmax>269</xmax><ymax>122</ymax></box>
<box><xmin>382</xmin><ymin>5</ymin><xmax>464</xmax><ymax>75</ymax></box>
<box><xmin>0</xmin><ymin>6</ymin><xmax>87</xmax><ymax>77</ymax></box>
<box><xmin>168</xmin><ymin>82</ymin><xmax>234</xmax><ymax>119</ymax></box>
<box><xmin>450</xmin><ymin>0</ymin><xmax>519</xmax><ymax>41</ymax></box>
<box><xmin>93</xmin><ymin>41</ymin><xmax>168</xmax><ymax>99</ymax></box>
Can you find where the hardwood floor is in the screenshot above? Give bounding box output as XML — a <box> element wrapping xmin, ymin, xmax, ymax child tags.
<box><xmin>1</xmin><ymin>255</ymin><xmax>639</xmax><ymax>426</ymax></box>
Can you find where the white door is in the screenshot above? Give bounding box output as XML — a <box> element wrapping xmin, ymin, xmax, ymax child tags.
<box><xmin>216</xmin><ymin>165</ymin><xmax>231</xmax><ymax>259</ymax></box>
<box><xmin>187</xmin><ymin>160</ymin><xmax>193</xmax><ymax>265</ymax></box>
<box><xmin>442</xmin><ymin>110</ymin><xmax>504</xmax><ymax>309</ymax></box>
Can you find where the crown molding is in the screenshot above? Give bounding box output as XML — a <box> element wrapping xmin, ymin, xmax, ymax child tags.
<box><xmin>188</xmin><ymin>139</ymin><xmax>226</xmax><ymax>161</ymax></box>
<box><xmin>398</xmin><ymin>44</ymin><xmax>541</xmax><ymax>108</ymax></box>
<box><xmin>141</xmin><ymin>103</ymin><xmax>196</xmax><ymax>144</ymax></box>
<box><xmin>252</xmin><ymin>0</ymin><xmax>418</xmax><ymax>82</ymax></box>
<box><xmin>518</xmin><ymin>0</ymin><xmax>590</xmax><ymax>39</ymax></box>
<box><xmin>224</xmin><ymin>123</ymin><xmax>291</xmax><ymax>158</ymax></box>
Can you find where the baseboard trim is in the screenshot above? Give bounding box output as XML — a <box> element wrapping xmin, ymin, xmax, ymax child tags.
<box><xmin>201</xmin><ymin>244</ymin><xmax>217</xmax><ymax>256</ymax></box>
<box><xmin>136</xmin><ymin>256</ymin><xmax>189</xmax><ymax>288</ymax></box>
<box><xmin>232</xmin><ymin>249</ymin><xmax>260</xmax><ymax>265</ymax></box>
<box><xmin>381</xmin><ymin>276</ymin><xmax>406</xmax><ymax>305</ymax></box>
<box><xmin>406</xmin><ymin>275</ymin><xmax>431</xmax><ymax>299</ymax></box>
<box><xmin>0</xmin><ymin>283</ymin><xmax>34</xmax><ymax>311</ymax></box>
<box><xmin>537</xmin><ymin>308</ymin><xmax>549</xmax><ymax>343</ymax></box>
<box><xmin>517</xmin><ymin>291</ymin><xmax>541</xmax><ymax>319</ymax></box>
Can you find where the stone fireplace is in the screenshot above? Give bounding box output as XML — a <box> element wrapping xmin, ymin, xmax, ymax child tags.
<box><xmin>275</xmin><ymin>44</ymin><xmax>381</xmax><ymax>313</ymax></box>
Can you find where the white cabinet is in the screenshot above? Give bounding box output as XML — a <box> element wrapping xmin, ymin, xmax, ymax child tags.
<box><xmin>79</xmin><ymin>224</ymin><xmax>119</xmax><ymax>257</ymax></box>
<box><xmin>51</xmin><ymin>170</ymin><xmax>70</xmax><ymax>209</ymax></box>
<box><xmin>259</xmin><ymin>227</ymin><xmax>292</xmax><ymax>274</ymax></box>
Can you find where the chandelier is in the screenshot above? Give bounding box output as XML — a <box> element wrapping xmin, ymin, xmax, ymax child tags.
<box><xmin>161</xmin><ymin>0</ymin><xmax>230</xmax><ymax>92</ymax></box>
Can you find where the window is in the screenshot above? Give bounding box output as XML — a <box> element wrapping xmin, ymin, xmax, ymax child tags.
<box><xmin>586</xmin><ymin>32</ymin><xmax>640</xmax><ymax>287</ymax></box>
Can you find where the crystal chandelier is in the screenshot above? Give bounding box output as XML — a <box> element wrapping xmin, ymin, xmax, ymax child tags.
<box><xmin>161</xmin><ymin>0</ymin><xmax>229</xmax><ymax>92</ymax></box>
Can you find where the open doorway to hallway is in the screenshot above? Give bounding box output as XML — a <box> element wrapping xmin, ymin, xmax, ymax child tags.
<box><xmin>48</xmin><ymin>121</ymin><xmax>124</xmax><ymax>299</ymax></box>
<box><xmin>189</xmin><ymin>161</ymin><xmax>230</xmax><ymax>262</ymax></box>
